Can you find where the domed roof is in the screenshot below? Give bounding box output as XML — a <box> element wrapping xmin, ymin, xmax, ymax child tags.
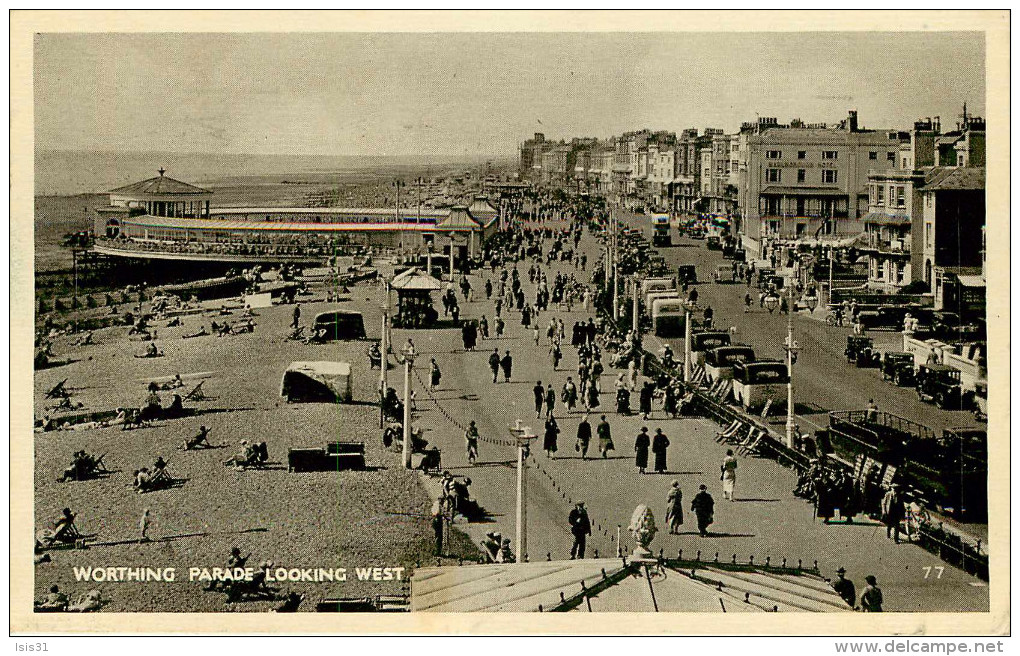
<box><xmin>109</xmin><ymin>169</ymin><xmax>210</xmax><ymax>196</ymax></box>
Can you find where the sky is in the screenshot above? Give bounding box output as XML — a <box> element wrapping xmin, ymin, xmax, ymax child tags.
<box><xmin>34</xmin><ymin>31</ymin><xmax>986</xmax><ymax>158</ymax></box>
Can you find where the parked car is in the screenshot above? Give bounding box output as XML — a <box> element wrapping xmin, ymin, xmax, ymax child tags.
<box><xmin>676</xmin><ymin>265</ymin><xmax>698</xmax><ymax>285</ymax></box>
<box><xmin>915</xmin><ymin>363</ymin><xmax>972</xmax><ymax>410</ymax></box>
<box><xmin>858</xmin><ymin>304</ymin><xmax>925</xmax><ymax>331</ymax></box>
<box><xmin>881</xmin><ymin>352</ymin><xmax>916</xmax><ymax>386</ymax></box>
<box><xmin>706</xmin><ymin>236</ymin><xmax>722</xmax><ymax>250</ymax></box>
<box><xmin>845</xmin><ymin>336</ymin><xmax>879</xmax><ymax>367</ymax></box>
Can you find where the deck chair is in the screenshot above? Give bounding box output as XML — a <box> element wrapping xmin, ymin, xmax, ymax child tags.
<box><xmin>691</xmin><ymin>367</ymin><xmax>706</xmax><ymax>385</ymax></box>
<box><xmin>738</xmin><ymin>429</ymin><xmax>766</xmax><ymax>456</ymax></box>
<box><xmin>715</xmin><ymin>420</ymin><xmax>741</xmax><ymax>443</ymax></box>
<box><xmin>183</xmin><ymin>381</ymin><xmax>207</xmax><ymax>402</ymax></box>
<box><xmin>735</xmin><ymin>427</ymin><xmax>759</xmax><ymax>450</ymax></box>
<box><xmin>717</xmin><ymin>380</ymin><xmax>733</xmax><ymax>402</ymax></box>
<box><xmin>45</xmin><ymin>379</ymin><xmax>69</xmax><ymax>399</ymax></box>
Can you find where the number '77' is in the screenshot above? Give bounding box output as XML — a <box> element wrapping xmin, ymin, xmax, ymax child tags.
<box><xmin>923</xmin><ymin>566</ymin><xmax>945</xmax><ymax>579</ymax></box>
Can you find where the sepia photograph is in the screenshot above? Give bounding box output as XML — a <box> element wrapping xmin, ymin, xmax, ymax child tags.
<box><xmin>9</xmin><ymin>9</ymin><xmax>1009</xmax><ymax>637</ymax></box>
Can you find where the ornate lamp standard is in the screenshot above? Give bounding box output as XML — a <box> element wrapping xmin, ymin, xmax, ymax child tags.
<box><xmin>782</xmin><ymin>287</ymin><xmax>800</xmax><ymax>449</ymax></box>
<box><xmin>509</xmin><ymin>421</ymin><xmax>538</xmax><ymax>562</ymax></box>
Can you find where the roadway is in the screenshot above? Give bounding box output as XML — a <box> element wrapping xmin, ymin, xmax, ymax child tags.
<box><xmin>617</xmin><ymin>210</ymin><xmax>980</xmax><ymax>438</ymax></box>
<box><xmin>393</xmin><ymin>217</ymin><xmax>989</xmax><ymax>612</ymax></box>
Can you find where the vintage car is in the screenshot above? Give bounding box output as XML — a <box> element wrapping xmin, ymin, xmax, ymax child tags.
<box><xmin>706</xmin><ymin>236</ymin><xmax>722</xmax><ymax>250</ymax></box>
<box><xmin>857</xmin><ymin>304</ymin><xmax>925</xmax><ymax>331</ymax></box>
<box><xmin>651</xmin><ymin>298</ymin><xmax>688</xmax><ymax>338</ymax></box>
<box><xmin>690</xmin><ymin>331</ymin><xmax>732</xmax><ymax>368</ymax></box>
<box><xmin>845</xmin><ymin>336</ymin><xmax>880</xmax><ymax>368</ymax></box>
<box><xmin>881</xmin><ymin>352</ymin><xmax>916</xmax><ymax>386</ymax></box>
<box><xmin>731</xmin><ymin>248</ymin><xmax>747</xmax><ymax>262</ymax></box>
<box><xmin>713</xmin><ymin>264</ymin><xmax>735</xmax><ymax>284</ymax></box>
<box><xmin>732</xmin><ymin>360</ymin><xmax>789</xmax><ymax>412</ymax></box>
<box><xmin>676</xmin><ymin>265</ymin><xmax>698</xmax><ymax>285</ymax></box>
<box><xmin>704</xmin><ymin>344</ymin><xmax>756</xmax><ymax>383</ymax></box>
<box><xmin>915</xmin><ymin>363</ymin><xmax>972</xmax><ymax>410</ymax></box>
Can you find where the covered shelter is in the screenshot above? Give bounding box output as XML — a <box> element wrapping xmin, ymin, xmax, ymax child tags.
<box><xmin>389</xmin><ymin>268</ymin><xmax>444</xmax><ymax>328</ymax></box>
<box><xmin>411</xmin><ymin>557</ymin><xmax>852</xmax><ymax>613</ymax></box>
<box><xmin>313</xmin><ymin>311</ymin><xmax>367</xmax><ymax>340</ymax></box>
<box><xmin>281</xmin><ymin>361</ymin><xmax>353</xmax><ymax>403</ymax></box>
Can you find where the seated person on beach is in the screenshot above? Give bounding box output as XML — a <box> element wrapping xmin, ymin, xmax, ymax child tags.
<box><xmin>241</xmin><ymin>305</ymin><xmax>255</xmax><ymax>318</ymax></box>
<box><xmin>38</xmin><ymin>585</ymin><xmax>69</xmax><ymax>611</ymax></box>
<box><xmin>162</xmin><ymin>374</ymin><xmax>184</xmax><ymax>390</ymax></box>
<box><xmin>52</xmin><ymin>508</ymin><xmax>80</xmax><ymax>542</ymax></box>
<box><xmin>183</xmin><ymin>325</ymin><xmax>209</xmax><ymax>339</ymax></box>
<box><xmin>150</xmin><ymin>456</ymin><xmax>171</xmax><ymax>483</ymax></box>
<box><xmin>184</xmin><ymin>425</ymin><xmax>212</xmax><ymax>450</ymax></box>
<box><xmin>163</xmin><ymin>393</ymin><xmax>185</xmax><ymax>418</ymax></box>
<box><xmin>134</xmin><ymin>468</ymin><xmax>153</xmax><ymax>492</ymax></box>
<box><xmin>303</xmin><ymin>327</ymin><xmax>328</xmax><ymax>344</ymax></box>
<box><xmin>218</xmin><ymin>305</ymin><xmax>232</xmax><ymax>316</ymax></box>
<box><xmin>73</xmin><ymin>331</ymin><xmax>94</xmax><ymax>346</ymax></box>
<box><xmin>136</xmin><ymin>342</ymin><xmax>160</xmax><ymax>358</ymax></box>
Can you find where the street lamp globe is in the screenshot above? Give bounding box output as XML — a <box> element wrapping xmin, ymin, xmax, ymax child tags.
<box><xmin>805</xmin><ymin>295</ymin><xmax>818</xmax><ymax>313</ymax></box>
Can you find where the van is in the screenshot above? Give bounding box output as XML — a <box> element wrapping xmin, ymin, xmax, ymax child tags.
<box><xmin>713</xmin><ymin>264</ymin><xmax>735</xmax><ymax>283</ymax></box>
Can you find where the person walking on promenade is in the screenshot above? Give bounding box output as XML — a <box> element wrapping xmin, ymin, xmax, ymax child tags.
<box><xmin>431</xmin><ymin>495</ymin><xmax>446</xmax><ymax>556</ymax></box>
<box><xmin>691</xmin><ymin>484</ymin><xmax>715</xmax><ymax>537</ymax></box>
<box><xmin>666</xmin><ymin>482</ymin><xmax>684</xmax><ymax>534</ymax></box>
<box><xmin>634</xmin><ymin>426</ymin><xmax>650</xmax><ymax>474</ymax></box>
<box><xmin>429</xmin><ymin>358</ymin><xmax>442</xmax><ymax>392</ymax></box>
<box><xmin>500</xmin><ymin>350</ymin><xmax>513</xmax><ymax>383</ymax></box>
<box><xmin>485</xmin><ymin>279</ymin><xmax>492</xmax><ymax>300</ymax></box>
<box><xmin>744</xmin><ymin>293</ymin><xmax>752</xmax><ymax>312</ymax></box>
<box><xmin>860</xmin><ymin>575</ymin><xmax>884</xmax><ymax>612</ymax></box>
<box><xmin>545</xmin><ymin>384</ymin><xmax>557</xmax><ymax>418</ymax></box>
<box><xmin>291</xmin><ymin>304</ymin><xmax>301</xmax><ymax>329</ymax></box>
<box><xmin>465</xmin><ymin>421</ymin><xmax>479</xmax><ymax>465</ymax></box>
<box><xmin>568</xmin><ymin>501</ymin><xmax>591</xmax><ymax>559</ymax></box>
<box><xmin>533</xmin><ymin>324</ymin><xmax>540</xmax><ymax>345</ymax></box>
<box><xmin>639</xmin><ymin>381</ymin><xmax>655</xmax><ymax>420</ymax></box>
<box><xmin>721</xmin><ymin>449</ymin><xmax>738</xmax><ymax>500</ymax></box>
<box><xmin>488</xmin><ymin>348</ymin><xmax>501</xmax><ymax>383</ymax></box>
<box><xmin>544</xmin><ymin>416</ymin><xmax>560</xmax><ymax>458</ymax></box>
<box><xmin>652</xmin><ymin>428</ymin><xmax>670</xmax><ymax>473</ymax></box>
<box><xmin>479</xmin><ymin>315</ymin><xmax>489</xmax><ymax>339</ymax></box>
<box><xmin>830</xmin><ymin>566</ymin><xmax>856</xmax><ymax>609</ymax></box>
<box><xmin>562</xmin><ymin>377</ymin><xmax>578</xmax><ymax>413</ymax></box>
<box><xmin>533</xmin><ymin>381</ymin><xmax>545</xmax><ymax>418</ymax></box>
<box><xmin>550</xmin><ymin>341</ymin><xmax>563</xmax><ymax>371</ymax></box>
<box><xmin>576</xmin><ymin>414</ymin><xmax>592</xmax><ymax>459</ymax></box>
<box><xmin>586</xmin><ymin>378</ymin><xmax>601</xmax><ymax>410</ymax></box>
<box><xmin>495</xmin><ymin>315</ymin><xmax>505</xmax><ymax>338</ymax></box>
<box><xmin>597</xmin><ymin>415</ymin><xmax>615</xmax><ymax>458</ymax></box>
<box><xmin>880</xmin><ymin>484</ymin><xmax>905</xmax><ymax>544</ymax></box>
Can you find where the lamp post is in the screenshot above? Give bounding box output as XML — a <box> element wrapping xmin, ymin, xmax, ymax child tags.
<box><xmin>783</xmin><ymin>287</ymin><xmax>800</xmax><ymax>449</ymax></box>
<box><xmin>683</xmin><ymin>300</ymin><xmax>698</xmax><ymax>383</ymax></box>
<box><xmin>612</xmin><ymin>209</ymin><xmax>620</xmax><ymax>321</ymax></box>
<box><xmin>632</xmin><ymin>277</ymin><xmax>640</xmax><ymax>334</ymax></box>
<box><xmin>401</xmin><ymin>343</ymin><xmax>416</xmax><ymax>469</ymax></box>
<box><xmin>509</xmin><ymin>421</ymin><xmax>538</xmax><ymax>562</ymax></box>
<box><xmin>379</xmin><ymin>280</ymin><xmax>390</xmax><ymax>428</ymax></box>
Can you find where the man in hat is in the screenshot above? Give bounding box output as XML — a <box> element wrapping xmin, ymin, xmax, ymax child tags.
<box><xmin>690</xmin><ymin>484</ymin><xmax>715</xmax><ymax>537</ymax></box>
<box><xmin>830</xmin><ymin>566</ymin><xmax>856</xmax><ymax>608</ymax></box>
<box><xmin>860</xmin><ymin>575</ymin><xmax>883</xmax><ymax>612</ymax></box>
<box><xmin>500</xmin><ymin>350</ymin><xmax>514</xmax><ymax>382</ymax></box>
<box><xmin>533</xmin><ymin>381</ymin><xmax>545</xmax><ymax>418</ymax></box>
<box><xmin>880</xmin><ymin>484</ymin><xmax>906</xmax><ymax>544</ymax></box>
<box><xmin>431</xmin><ymin>494</ymin><xmax>446</xmax><ymax>556</ymax></box>
<box><xmin>568</xmin><ymin>501</ymin><xmax>591</xmax><ymax>559</ymax></box>
<box><xmin>488</xmin><ymin>348</ymin><xmax>501</xmax><ymax>383</ymax></box>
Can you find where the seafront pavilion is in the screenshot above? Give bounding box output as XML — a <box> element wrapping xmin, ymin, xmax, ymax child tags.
<box><xmin>92</xmin><ymin>171</ymin><xmax>500</xmax><ymax>266</ymax></box>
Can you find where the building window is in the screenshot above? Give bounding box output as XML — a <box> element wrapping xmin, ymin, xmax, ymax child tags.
<box><xmin>869</xmin><ymin>151</ymin><xmax>878</xmax><ymax>160</ymax></box>
<box><xmin>822</xmin><ymin>151</ymin><xmax>838</xmax><ymax>160</ymax></box>
<box><xmin>896</xmin><ymin>187</ymin><xmax>905</xmax><ymax>207</ymax></box>
<box><xmin>797</xmin><ymin>169</ymin><xmax>806</xmax><ymax>183</ymax></box>
<box><xmin>766</xmin><ymin>169</ymin><xmax>782</xmax><ymax>183</ymax></box>
<box><xmin>822</xmin><ymin>170</ymin><xmax>838</xmax><ymax>184</ymax></box>
<box><xmin>925</xmin><ymin>222</ymin><xmax>932</xmax><ymax>247</ymax></box>
<box><xmin>797</xmin><ymin>151</ymin><xmax>807</xmax><ymax>159</ymax></box>
<box><xmin>876</xmin><ymin>186</ymin><xmax>884</xmax><ymax>204</ymax></box>
<box><xmin>766</xmin><ymin>150</ymin><xmax>782</xmax><ymax>159</ymax></box>
<box><xmin>887</xmin><ymin>152</ymin><xmax>896</xmax><ymax>162</ymax></box>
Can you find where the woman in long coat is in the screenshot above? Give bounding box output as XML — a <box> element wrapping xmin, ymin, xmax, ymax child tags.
<box><xmin>634</xmin><ymin>427</ymin><xmax>650</xmax><ymax>474</ymax></box>
<box><xmin>639</xmin><ymin>381</ymin><xmax>654</xmax><ymax>420</ymax></box>
<box><xmin>652</xmin><ymin>428</ymin><xmax>670</xmax><ymax>473</ymax></box>
<box><xmin>586</xmin><ymin>381</ymin><xmax>601</xmax><ymax>410</ymax></box>
<box><xmin>543</xmin><ymin>416</ymin><xmax>559</xmax><ymax>458</ymax></box>
<box><xmin>666</xmin><ymin>482</ymin><xmax>684</xmax><ymax>534</ymax></box>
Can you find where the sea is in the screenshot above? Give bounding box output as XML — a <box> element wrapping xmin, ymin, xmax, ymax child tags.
<box><xmin>34</xmin><ymin>149</ymin><xmax>504</xmax><ymax>273</ymax></box>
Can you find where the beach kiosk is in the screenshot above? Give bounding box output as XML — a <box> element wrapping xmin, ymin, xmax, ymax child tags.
<box><xmin>389</xmin><ymin>267</ymin><xmax>445</xmax><ymax>328</ymax></box>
